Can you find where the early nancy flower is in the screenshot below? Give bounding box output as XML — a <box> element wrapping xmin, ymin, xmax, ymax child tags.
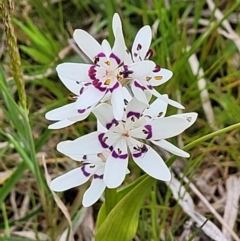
<box><xmin>56</xmin><ymin>15</ymin><xmax>156</xmax><ymax>121</ymax></box>
<box><xmin>57</xmin><ymin>97</ymin><xmax>197</xmax><ymax>188</ymax></box>
<box><xmin>50</xmin><ymin>152</ymin><xmax>128</xmax><ymax>207</ymax></box>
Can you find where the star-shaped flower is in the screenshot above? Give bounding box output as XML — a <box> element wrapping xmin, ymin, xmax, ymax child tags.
<box><xmin>50</xmin><ymin>152</ymin><xmax>128</xmax><ymax>207</ymax></box>
<box><xmin>57</xmin><ymin>97</ymin><xmax>197</xmax><ymax>188</ymax></box>
<box><xmin>112</xmin><ymin>13</ymin><xmax>183</xmax><ymax>108</ymax></box>
<box><xmin>56</xmin><ymin>15</ymin><xmax>156</xmax><ymax>120</ymax></box>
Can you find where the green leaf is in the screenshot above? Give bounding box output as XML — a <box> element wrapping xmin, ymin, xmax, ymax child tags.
<box><xmin>95</xmin><ymin>176</ymin><xmax>155</xmax><ymax>241</ymax></box>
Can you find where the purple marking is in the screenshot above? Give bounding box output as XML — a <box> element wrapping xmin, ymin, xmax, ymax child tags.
<box><xmin>112</xmin><ymin>150</ymin><xmax>128</xmax><ymax>159</ymax></box>
<box><xmin>109</xmin><ymin>146</ymin><xmax>113</xmax><ymax>152</ymax></box>
<box><xmin>110</xmin><ymin>53</ymin><xmax>121</xmax><ymax>65</ymax></box>
<box><xmin>134</xmin><ymin>81</ymin><xmax>146</xmax><ymax>91</ymax></box>
<box><xmin>106</xmin><ymin>119</ymin><xmax>118</xmax><ymax>129</ymax></box>
<box><xmin>120</xmin><ymin>65</ymin><xmax>133</xmax><ymax>78</ymax></box>
<box><xmin>93</xmin><ymin>174</ymin><xmax>103</xmax><ymax>179</ymax></box>
<box><xmin>134</xmin><ymin>53</ymin><xmax>138</xmax><ymax>57</ymax></box>
<box><xmin>153</xmin><ymin>65</ymin><xmax>161</xmax><ymax>73</ymax></box>
<box><xmin>109</xmin><ymin>81</ymin><xmax>120</xmax><ymax>92</ymax></box>
<box><xmin>81</xmin><ymin>165</ymin><xmax>91</xmax><ymax>177</ymax></box>
<box><xmin>145</xmin><ymin>49</ymin><xmax>153</xmax><ymax>59</ymax></box>
<box><xmin>132</xmin><ymin>152</ymin><xmax>142</xmax><ymax>158</ymax></box>
<box><xmin>78</xmin><ymin>109</ymin><xmax>86</xmax><ymax>114</ymax></box>
<box><xmin>137</xmin><ymin>44</ymin><xmax>142</xmax><ymax>50</ymax></box>
<box><xmin>98</xmin><ymin>133</ymin><xmax>109</xmax><ymax>148</ymax></box>
<box><xmin>82</xmin><ymin>155</ymin><xmax>87</xmax><ymax>160</ymax></box>
<box><xmin>127</xmin><ymin>111</ymin><xmax>140</xmax><ymax>119</ymax></box>
<box><xmin>84</xmin><ymin>82</ymin><xmax>92</xmax><ymax>86</ymax></box>
<box><xmin>79</xmin><ymin>87</ymin><xmax>84</xmax><ymax>95</ymax></box>
<box><xmin>147</xmin><ymin>85</ymin><xmax>153</xmax><ymax>90</ymax></box>
<box><xmin>92</xmin><ymin>79</ymin><xmax>107</xmax><ymax>92</ymax></box>
<box><xmin>144</xmin><ymin>125</ymin><xmax>153</xmax><ymax>139</ymax></box>
<box><xmin>97</xmin><ymin>52</ymin><xmax>106</xmax><ymax>58</ymax></box>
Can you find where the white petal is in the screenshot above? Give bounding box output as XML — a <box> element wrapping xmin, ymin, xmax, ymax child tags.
<box><xmin>143</xmin><ymin>95</ymin><xmax>168</xmax><ymax>119</ymax></box>
<box><xmin>132</xmin><ymin>25</ymin><xmax>152</xmax><ymax>62</ymax></box>
<box><xmin>129</xmin><ymin>60</ymin><xmax>155</xmax><ymax>79</ymax></box>
<box><xmin>110</xmin><ymin>28</ymin><xmax>126</xmax><ymax>68</ymax></box>
<box><xmin>151</xmin><ymin>89</ymin><xmax>185</xmax><ymax>109</ymax></box>
<box><xmin>75</xmin><ymin>84</ymin><xmax>106</xmax><ymax>110</ymax></box>
<box><xmin>130</xmin><ymin>116</ymin><xmax>190</xmax><ymax>140</ymax></box>
<box><xmin>101</xmin><ymin>39</ymin><xmax>112</xmax><ymax>57</ymax></box>
<box><xmin>122</xmin><ymin>86</ymin><xmax>132</xmax><ymax>102</ymax></box>
<box><xmin>73</xmin><ymin>29</ymin><xmax>104</xmax><ymax>62</ymax></box>
<box><xmin>129</xmin><ymin>139</ymin><xmax>171</xmax><ymax>181</ymax></box>
<box><xmin>57</xmin><ymin>132</ymin><xmax>105</xmax><ymax>156</ymax></box>
<box><xmin>111</xmin><ymin>84</ymin><xmax>124</xmax><ymax>120</ymax></box>
<box><xmin>46</xmin><ymin>103</ymin><xmax>76</xmax><ymax>121</ymax></box>
<box><xmin>82</xmin><ymin>170</ymin><xmax>106</xmax><ymax>207</ymax></box>
<box><xmin>56</xmin><ymin>63</ymin><xmax>91</xmax><ymax>95</ymax></box>
<box><xmin>97</xmin><ymin>120</ymin><xmax>108</xmax><ymax>132</ymax></box>
<box><xmin>93</xmin><ymin>103</ymin><xmax>115</xmax><ymax>129</ymax></box>
<box><xmin>171</xmin><ymin>112</ymin><xmax>198</xmax><ymax>128</ymax></box>
<box><xmin>50</xmin><ymin>167</ymin><xmax>93</xmax><ymax>192</ymax></box>
<box><xmin>130</xmin><ymin>80</ymin><xmax>149</xmax><ymax>105</ymax></box>
<box><xmin>126</xmin><ymin>97</ymin><xmax>147</xmax><ymax>119</ymax></box>
<box><xmin>112</xmin><ymin>13</ymin><xmax>123</xmax><ymax>39</ymax></box>
<box><xmin>148</xmin><ymin>68</ymin><xmax>173</xmax><ymax>86</ymax></box>
<box><xmin>48</xmin><ymin>119</ymin><xmax>78</xmax><ymax>129</ymax></box>
<box><xmin>104</xmin><ymin>139</ymin><xmax>128</xmax><ymax>188</ymax></box>
<box><xmin>152</xmin><ymin>139</ymin><xmax>190</xmax><ymax>158</ymax></box>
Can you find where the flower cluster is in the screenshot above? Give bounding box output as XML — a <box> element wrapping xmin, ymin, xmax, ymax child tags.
<box><xmin>46</xmin><ymin>13</ymin><xmax>197</xmax><ymax>207</ymax></box>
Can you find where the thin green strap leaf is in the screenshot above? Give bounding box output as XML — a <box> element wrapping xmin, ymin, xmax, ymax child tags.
<box><xmin>95</xmin><ymin>176</ymin><xmax>155</xmax><ymax>241</ymax></box>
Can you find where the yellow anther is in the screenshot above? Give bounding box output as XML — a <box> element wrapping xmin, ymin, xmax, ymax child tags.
<box><xmin>146</xmin><ymin>76</ymin><xmax>152</xmax><ymax>81</ymax></box>
<box><xmin>104</xmin><ymin>79</ymin><xmax>111</xmax><ymax>85</ymax></box>
<box><xmin>117</xmin><ymin>73</ymin><xmax>122</xmax><ymax>80</ymax></box>
<box><xmin>105</xmin><ymin>61</ymin><xmax>111</xmax><ymax>66</ymax></box>
<box><xmin>154</xmin><ymin>76</ymin><xmax>163</xmax><ymax>81</ymax></box>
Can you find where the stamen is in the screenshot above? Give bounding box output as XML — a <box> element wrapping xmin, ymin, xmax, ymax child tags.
<box><xmin>105</xmin><ymin>60</ymin><xmax>111</xmax><ymax>66</ymax></box>
<box><xmin>68</xmin><ymin>94</ymin><xmax>78</xmax><ymax>101</ymax></box>
<box><xmin>117</xmin><ymin>148</ymin><xmax>122</xmax><ymax>154</ymax></box>
<box><xmin>146</xmin><ymin>76</ymin><xmax>152</xmax><ymax>81</ymax></box>
<box><xmin>157</xmin><ymin>112</ymin><xmax>163</xmax><ymax>117</ymax></box>
<box><xmin>93</xmin><ymin>56</ymin><xmax>99</xmax><ymax>64</ymax></box>
<box><xmin>104</xmin><ymin>79</ymin><xmax>111</xmax><ymax>85</ymax></box>
<box><xmin>154</xmin><ymin>76</ymin><xmax>163</xmax><ymax>81</ymax></box>
<box><xmin>142</xmin><ymin>129</ymin><xmax>148</xmax><ymax>134</ymax></box>
<box><xmin>153</xmin><ymin>65</ymin><xmax>161</xmax><ymax>73</ymax></box>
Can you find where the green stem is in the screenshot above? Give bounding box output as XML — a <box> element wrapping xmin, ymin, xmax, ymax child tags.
<box><xmin>1</xmin><ymin>203</ymin><xmax>10</xmax><ymax>237</ymax></box>
<box><xmin>105</xmin><ymin>187</ymin><xmax>117</xmax><ymax>215</ymax></box>
<box><xmin>0</xmin><ymin>0</ymin><xmax>27</xmax><ymax>110</ymax></box>
<box><xmin>167</xmin><ymin>122</ymin><xmax>240</xmax><ymax>167</ymax></box>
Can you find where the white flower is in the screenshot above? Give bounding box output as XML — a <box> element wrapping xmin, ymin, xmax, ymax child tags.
<box><xmin>57</xmin><ymin>97</ymin><xmax>197</xmax><ymax>188</ymax></box>
<box><xmin>112</xmin><ymin>13</ymin><xmax>183</xmax><ymax>108</ymax></box>
<box><xmin>45</xmin><ymin>87</ymin><xmax>131</xmax><ymax>129</ymax></box>
<box><xmin>50</xmin><ymin>152</ymin><xmax>127</xmax><ymax>207</ymax></box>
<box><xmin>56</xmin><ymin>15</ymin><xmax>156</xmax><ymax>121</ymax></box>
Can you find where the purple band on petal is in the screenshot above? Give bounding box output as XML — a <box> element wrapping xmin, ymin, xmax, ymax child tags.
<box><xmin>109</xmin><ymin>146</ymin><xmax>113</xmax><ymax>152</ymax></box>
<box><xmin>109</xmin><ymin>82</ymin><xmax>120</xmax><ymax>92</ymax></box>
<box><xmin>112</xmin><ymin>150</ymin><xmax>128</xmax><ymax>159</ymax></box>
<box><xmin>132</xmin><ymin>152</ymin><xmax>142</xmax><ymax>158</ymax></box>
<box><xmin>98</xmin><ymin>52</ymin><xmax>106</xmax><ymax>58</ymax></box>
<box><xmin>120</xmin><ymin>65</ymin><xmax>134</xmax><ymax>78</ymax></box>
<box><xmin>78</xmin><ymin>109</ymin><xmax>86</xmax><ymax>114</ymax></box>
<box><xmin>127</xmin><ymin>111</ymin><xmax>140</xmax><ymax>119</ymax></box>
<box><xmin>110</xmin><ymin>53</ymin><xmax>121</xmax><ymax>65</ymax></box>
<box><xmin>98</xmin><ymin>133</ymin><xmax>109</xmax><ymax>148</ymax></box>
<box><xmin>94</xmin><ymin>174</ymin><xmax>103</xmax><ymax>179</ymax></box>
<box><xmin>134</xmin><ymin>81</ymin><xmax>146</xmax><ymax>91</ymax></box>
<box><xmin>144</xmin><ymin>125</ymin><xmax>152</xmax><ymax>139</ymax></box>
<box><xmin>83</xmin><ymin>155</ymin><xmax>87</xmax><ymax>160</ymax></box>
<box><xmin>92</xmin><ymin>79</ymin><xmax>107</xmax><ymax>92</ymax></box>
<box><xmin>81</xmin><ymin>165</ymin><xmax>91</xmax><ymax>177</ymax></box>
<box><xmin>106</xmin><ymin>119</ymin><xmax>118</xmax><ymax>129</ymax></box>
